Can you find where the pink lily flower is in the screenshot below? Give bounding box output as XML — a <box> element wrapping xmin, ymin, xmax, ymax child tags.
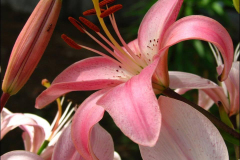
<box><xmin>1</xmin><ymin>97</ymin><xmax>75</xmax><ymax>160</ymax></box>
<box><xmin>1</xmin><ymin>0</ymin><xmax>62</xmax><ymax>110</ymax></box>
<box><xmin>1</xmin><ymin>108</ymin><xmax>53</xmax><ymax>160</ymax></box>
<box><xmin>176</xmin><ymin>43</ymin><xmax>239</xmax><ymax>116</ymax></box>
<box><xmin>198</xmin><ymin>43</ymin><xmax>239</xmax><ymax>116</ymax></box>
<box><xmin>1</xmin><ymin>105</ymin><xmax>121</xmax><ymax>160</ymax></box>
<box><xmin>36</xmin><ymin>0</ymin><xmax>233</xmax><ymax>146</ymax></box>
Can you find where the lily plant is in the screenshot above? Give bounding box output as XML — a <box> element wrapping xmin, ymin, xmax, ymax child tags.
<box><xmin>35</xmin><ymin>0</ymin><xmax>237</xmax><ymax>159</ymax></box>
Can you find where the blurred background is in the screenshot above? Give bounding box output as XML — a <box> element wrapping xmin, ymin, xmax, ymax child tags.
<box><xmin>1</xmin><ymin>0</ymin><xmax>239</xmax><ymax>159</ymax></box>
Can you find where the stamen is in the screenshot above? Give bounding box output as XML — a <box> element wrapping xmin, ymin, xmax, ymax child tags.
<box><xmin>58</xmin><ymin>101</ymin><xmax>72</xmax><ymax>124</ymax></box>
<box><xmin>100</xmin><ymin>4</ymin><xmax>123</xmax><ymax>18</ymax></box>
<box><xmin>208</xmin><ymin>42</ymin><xmax>222</xmax><ymax>66</ymax></box>
<box><xmin>109</xmin><ymin>14</ymin><xmax>147</xmax><ymax>67</ymax></box>
<box><xmin>60</xmin><ymin>96</ymin><xmax>65</xmax><ymax>105</ymax></box>
<box><xmin>99</xmin><ymin>0</ymin><xmax>116</xmax><ymax>7</ymax></box>
<box><xmin>41</xmin><ymin>79</ymin><xmax>50</xmax><ymax>88</ymax></box>
<box><xmin>93</xmin><ymin>0</ymin><xmax>142</xmax><ymax>73</ymax></box>
<box><xmin>83</xmin><ymin>8</ymin><xmax>105</xmax><ymax>16</ymax></box>
<box><xmin>79</xmin><ymin>17</ymin><xmax>100</xmax><ymax>32</ymax></box>
<box><xmin>234</xmin><ymin>43</ymin><xmax>240</xmax><ymax>61</ymax></box>
<box><xmin>52</xmin><ymin>107</ymin><xmax>75</xmax><ymax>138</ymax></box>
<box><xmin>41</xmin><ymin>79</ymin><xmax>62</xmax><ymax>141</ymax></box>
<box><xmin>68</xmin><ymin>17</ymin><xmax>85</xmax><ymax>33</ymax></box>
<box><xmin>61</xmin><ymin>34</ymin><xmax>82</xmax><ymax>50</ymax></box>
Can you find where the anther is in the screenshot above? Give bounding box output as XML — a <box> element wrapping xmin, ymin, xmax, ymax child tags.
<box><xmin>61</xmin><ymin>34</ymin><xmax>82</xmax><ymax>50</ymax></box>
<box><xmin>99</xmin><ymin>0</ymin><xmax>116</xmax><ymax>7</ymax></box>
<box><xmin>100</xmin><ymin>4</ymin><xmax>123</xmax><ymax>18</ymax></box>
<box><xmin>41</xmin><ymin>79</ymin><xmax>51</xmax><ymax>88</ymax></box>
<box><xmin>68</xmin><ymin>17</ymin><xmax>85</xmax><ymax>33</ymax></box>
<box><xmin>83</xmin><ymin>8</ymin><xmax>105</xmax><ymax>16</ymax></box>
<box><xmin>79</xmin><ymin>17</ymin><xmax>100</xmax><ymax>32</ymax></box>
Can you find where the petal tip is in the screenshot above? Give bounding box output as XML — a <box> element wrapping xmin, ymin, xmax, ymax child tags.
<box><xmin>218</xmin><ymin>74</ymin><xmax>225</xmax><ymax>82</ymax></box>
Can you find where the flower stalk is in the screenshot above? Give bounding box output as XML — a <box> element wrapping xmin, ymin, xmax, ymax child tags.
<box><xmin>0</xmin><ymin>92</ymin><xmax>10</xmax><ymax>111</ymax></box>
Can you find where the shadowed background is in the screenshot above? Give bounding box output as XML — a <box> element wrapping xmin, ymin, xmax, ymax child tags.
<box><xmin>1</xmin><ymin>0</ymin><xmax>239</xmax><ymax>159</ymax></box>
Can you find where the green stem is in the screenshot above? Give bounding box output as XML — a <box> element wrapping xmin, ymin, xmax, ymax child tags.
<box><xmin>162</xmin><ymin>88</ymin><xmax>240</xmax><ymax>142</ymax></box>
<box><xmin>234</xmin><ymin>145</ymin><xmax>239</xmax><ymax>160</ymax></box>
<box><xmin>37</xmin><ymin>140</ymin><xmax>50</xmax><ymax>155</ymax></box>
<box><xmin>219</xmin><ymin>130</ymin><xmax>239</xmax><ymax>146</ymax></box>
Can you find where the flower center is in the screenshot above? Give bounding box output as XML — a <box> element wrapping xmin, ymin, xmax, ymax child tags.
<box><xmin>61</xmin><ymin>0</ymin><xmax>150</xmax><ymax>76</ymax></box>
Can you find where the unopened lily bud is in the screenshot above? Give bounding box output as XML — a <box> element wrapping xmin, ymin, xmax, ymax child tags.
<box><xmin>2</xmin><ymin>0</ymin><xmax>62</xmax><ymax>96</ymax></box>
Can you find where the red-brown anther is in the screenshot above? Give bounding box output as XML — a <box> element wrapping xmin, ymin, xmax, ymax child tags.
<box><xmin>99</xmin><ymin>0</ymin><xmax>116</xmax><ymax>7</ymax></box>
<box><xmin>79</xmin><ymin>17</ymin><xmax>100</xmax><ymax>32</ymax></box>
<box><xmin>100</xmin><ymin>4</ymin><xmax>123</xmax><ymax>18</ymax></box>
<box><xmin>83</xmin><ymin>8</ymin><xmax>106</xmax><ymax>16</ymax></box>
<box><xmin>68</xmin><ymin>17</ymin><xmax>85</xmax><ymax>33</ymax></box>
<box><xmin>61</xmin><ymin>34</ymin><xmax>82</xmax><ymax>50</ymax></box>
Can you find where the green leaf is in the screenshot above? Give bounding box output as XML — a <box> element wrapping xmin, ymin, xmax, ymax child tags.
<box><xmin>193</xmin><ymin>40</ymin><xmax>205</xmax><ymax>57</ymax></box>
<box><xmin>212</xmin><ymin>2</ymin><xmax>224</xmax><ymax>15</ymax></box>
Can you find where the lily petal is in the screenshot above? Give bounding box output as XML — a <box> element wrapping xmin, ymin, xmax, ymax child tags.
<box><xmin>169</xmin><ymin>71</ymin><xmax>219</xmax><ymax>110</ymax></box>
<box><xmin>198</xmin><ymin>90</ymin><xmax>214</xmax><ymax>110</ymax></box>
<box><xmin>169</xmin><ymin>71</ymin><xmax>219</xmax><ymax>89</ymax></box>
<box><xmin>217</xmin><ymin>62</ymin><xmax>239</xmax><ymax>115</ymax></box>
<box><xmin>97</xmin><ymin>61</ymin><xmax>161</xmax><ymax>147</ymax></box>
<box><xmin>23</xmin><ymin>113</ymin><xmax>51</xmax><ymax>137</ymax></box>
<box><xmin>89</xmin><ymin>123</ymin><xmax>114</xmax><ymax>160</ymax></box>
<box><xmin>138</xmin><ymin>0</ymin><xmax>183</xmax><ymax>60</ymax></box>
<box><xmin>22</xmin><ymin>113</ymin><xmax>51</xmax><ymax>153</ymax></box>
<box><xmin>1</xmin><ymin>151</ymin><xmax>44</xmax><ymax>160</ymax></box>
<box><xmin>202</xmin><ymin>88</ymin><xmax>230</xmax><ymax>113</ymax></box>
<box><xmin>140</xmin><ymin>96</ymin><xmax>228</xmax><ymax>160</ymax></box>
<box><xmin>35</xmin><ymin>57</ymin><xmax>129</xmax><ymax>109</ymax></box>
<box><xmin>40</xmin><ymin>146</ymin><xmax>54</xmax><ymax>160</ymax></box>
<box><xmin>1</xmin><ymin>109</ymin><xmax>48</xmax><ymax>154</ymax></box>
<box><xmin>52</xmin><ymin>126</ymin><xmax>82</xmax><ymax>160</ymax></box>
<box><xmin>161</xmin><ymin>15</ymin><xmax>234</xmax><ymax>81</ymax></box>
<box><xmin>127</xmin><ymin>39</ymin><xmax>147</xmax><ymax>63</ymax></box>
<box><xmin>113</xmin><ymin>152</ymin><xmax>121</xmax><ymax>160</ymax></box>
<box><xmin>228</xmin><ymin>62</ymin><xmax>239</xmax><ymax>90</ymax></box>
<box><xmin>1</xmin><ymin>108</ymin><xmax>12</xmax><ymax>120</ymax></box>
<box><xmin>1</xmin><ymin>113</ymin><xmax>45</xmax><ymax>147</ymax></box>
<box><xmin>71</xmin><ymin>88</ymin><xmax>113</xmax><ymax>160</ymax></box>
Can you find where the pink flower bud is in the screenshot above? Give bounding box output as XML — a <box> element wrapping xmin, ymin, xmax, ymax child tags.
<box><xmin>2</xmin><ymin>0</ymin><xmax>62</xmax><ymax>96</ymax></box>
